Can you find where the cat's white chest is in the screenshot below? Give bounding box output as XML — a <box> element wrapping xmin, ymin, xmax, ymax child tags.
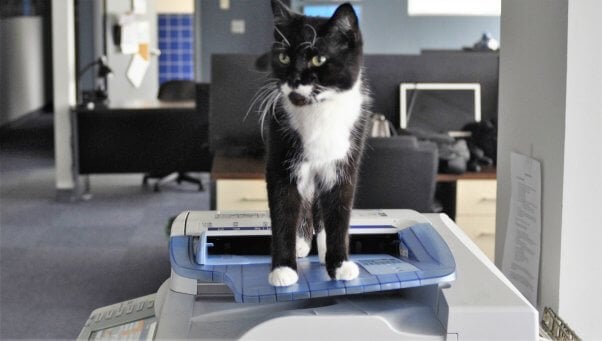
<box><xmin>285</xmin><ymin>83</ymin><xmax>363</xmax><ymax>163</ymax></box>
<box><xmin>284</xmin><ymin>82</ymin><xmax>364</xmax><ymax>200</ymax></box>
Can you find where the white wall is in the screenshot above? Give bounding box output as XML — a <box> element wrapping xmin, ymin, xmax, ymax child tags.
<box><xmin>497</xmin><ymin>0</ymin><xmax>567</xmax><ymax>313</ymax></box>
<box><xmin>0</xmin><ymin>17</ymin><xmax>47</xmax><ymax>125</ymax></box>
<box><xmin>497</xmin><ymin>0</ymin><xmax>602</xmax><ymax>338</ymax></box>
<box><xmin>559</xmin><ymin>0</ymin><xmax>602</xmax><ymax>337</ymax></box>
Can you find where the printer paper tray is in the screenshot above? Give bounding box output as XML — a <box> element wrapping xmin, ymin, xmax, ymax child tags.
<box><xmin>170</xmin><ymin>223</ymin><xmax>456</xmax><ymax>303</ymax></box>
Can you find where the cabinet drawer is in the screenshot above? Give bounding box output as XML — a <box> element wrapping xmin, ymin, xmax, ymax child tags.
<box><xmin>456</xmin><ymin>180</ymin><xmax>497</xmax><ymax>215</ymax></box>
<box><xmin>455</xmin><ymin>215</ymin><xmax>496</xmax><ymax>261</ymax></box>
<box><xmin>216</xmin><ymin>180</ymin><xmax>269</xmax><ymax>211</ymax></box>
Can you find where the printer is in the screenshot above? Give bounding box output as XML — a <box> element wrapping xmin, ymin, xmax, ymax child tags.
<box><xmin>79</xmin><ymin>210</ymin><xmax>538</xmax><ymax>340</ymax></box>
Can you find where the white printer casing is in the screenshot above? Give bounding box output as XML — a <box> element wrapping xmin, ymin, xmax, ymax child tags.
<box><xmin>151</xmin><ymin>211</ymin><xmax>538</xmax><ymax>340</ymax></box>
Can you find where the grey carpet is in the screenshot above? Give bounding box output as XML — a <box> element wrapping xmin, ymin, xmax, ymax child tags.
<box><xmin>0</xmin><ymin>114</ymin><xmax>210</xmax><ymax>339</ymax></box>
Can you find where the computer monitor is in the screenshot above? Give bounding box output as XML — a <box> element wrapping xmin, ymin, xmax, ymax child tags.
<box><xmin>399</xmin><ymin>83</ymin><xmax>481</xmax><ymax>134</ymax></box>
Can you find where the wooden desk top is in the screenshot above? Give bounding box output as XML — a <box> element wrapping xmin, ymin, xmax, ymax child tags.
<box><xmin>211</xmin><ymin>155</ymin><xmax>266</xmax><ymax>180</ymax></box>
<box><xmin>211</xmin><ymin>155</ymin><xmax>496</xmax><ymax>182</ymax></box>
<box><xmin>436</xmin><ymin>165</ymin><xmax>496</xmax><ymax>182</ymax></box>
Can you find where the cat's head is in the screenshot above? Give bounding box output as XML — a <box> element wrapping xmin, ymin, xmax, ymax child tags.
<box><xmin>270</xmin><ymin>0</ymin><xmax>363</xmax><ymax>107</ymax></box>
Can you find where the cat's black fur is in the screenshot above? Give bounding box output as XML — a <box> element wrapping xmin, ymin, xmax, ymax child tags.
<box><xmin>265</xmin><ymin>0</ymin><xmax>369</xmax><ymax>283</ymax></box>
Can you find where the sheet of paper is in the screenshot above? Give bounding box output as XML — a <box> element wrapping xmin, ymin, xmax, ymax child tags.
<box><xmin>120</xmin><ymin>21</ymin><xmax>140</xmax><ymax>54</ymax></box>
<box><xmin>502</xmin><ymin>152</ymin><xmax>542</xmax><ymax>305</ymax></box>
<box><xmin>136</xmin><ymin>21</ymin><xmax>150</xmax><ymax>44</ymax></box>
<box><xmin>126</xmin><ymin>54</ymin><xmax>150</xmax><ymax>88</ymax></box>
<box><xmin>132</xmin><ymin>0</ymin><xmax>147</xmax><ymax>14</ymax></box>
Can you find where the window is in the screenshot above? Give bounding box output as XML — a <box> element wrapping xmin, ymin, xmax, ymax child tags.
<box><xmin>408</xmin><ymin>0</ymin><xmax>501</xmax><ymax>16</ymax></box>
<box><xmin>158</xmin><ymin>14</ymin><xmax>195</xmax><ymax>85</ymax></box>
<box><xmin>303</xmin><ymin>4</ymin><xmax>362</xmax><ymax>20</ymax></box>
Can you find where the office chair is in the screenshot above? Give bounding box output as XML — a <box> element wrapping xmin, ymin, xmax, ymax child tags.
<box><xmin>157</xmin><ymin>80</ymin><xmax>197</xmax><ymax>102</ymax></box>
<box><xmin>143</xmin><ymin>80</ymin><xmax>210</xmax><ymax>192</ymax></box>
<box><xmin>354</xmin><ymin>136</ymin><xmax>440</xmax><ymax>212</ymax></box>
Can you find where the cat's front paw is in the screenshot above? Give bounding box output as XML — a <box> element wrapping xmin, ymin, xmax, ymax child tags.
<box><xmin>296</xmin><ymin>236</ymin><xmax>311</xmax><ymax>258</ymax></box>
<box><xmin>268</xmin><ymin>266</ymin><xmax>299</xmax><ymax>286</ymax></box>
<box><xmin>334</xmin><ymin>261</ymin><xmax>359</xmax><ymax>281</ymax></box>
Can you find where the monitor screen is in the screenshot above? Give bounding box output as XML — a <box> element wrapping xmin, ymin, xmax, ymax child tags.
<box><xmin>399</xmin><ymin>83</ymin><xmax>481</xmax><ymax>133</ymax></box>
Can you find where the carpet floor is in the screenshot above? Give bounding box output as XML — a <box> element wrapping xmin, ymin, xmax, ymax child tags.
<box><xmin>0</xmin><ymin>114</ymin><xmax>210</xmax><ymax>339</ymax></box>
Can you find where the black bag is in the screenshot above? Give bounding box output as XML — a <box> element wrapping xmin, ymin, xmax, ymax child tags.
<box><xmin>463</xmin><ymin>120</ymin><xmax>497</xmax><ymax>169</ymax></box>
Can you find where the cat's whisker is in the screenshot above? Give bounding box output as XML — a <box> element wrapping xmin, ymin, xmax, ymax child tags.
<box><xmin>274</xmin><ymin>26</ymin><xmax>290</xmax><ymax>47</ymax></box>
<box><xmin>260</xmin><ymin>95</ymin><xmax>277</xmax><ymax>137</ymax></box>
<box><xmin>298</xmin><ymin>42</ymin><xmax>312</xmax><ymax>52</ymax></box>
<box><xmin>246</xmin><ymin>88</ymin><xmax>273</xmax><ymax>119</ymax></box>
<box><xmin>259</xmin><ymin>89</ymin><xmax>282</xmax><ymax>140</ymax></box>
<box><xmin>244</xmin><ymin>81</ymin><xmax>279</xmax><ymax>121</ymax></box>
<box><xmin>304</xmin><ymin>24</ymin><xmax>317</xmax><ymax>47</ymax></box>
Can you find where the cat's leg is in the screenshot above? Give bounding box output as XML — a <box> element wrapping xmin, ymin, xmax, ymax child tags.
<box><xmin>312</xmin><ymin>201</ymin><xmax>327</xmax><ymax>264</ymax></box>
<box><xmin>319</xmin><ymin>182</ymin><xmax>359</xmax><ymax>281</ymax></box>
<box><xmin>267</xmin><ymin>179</ymin><xmax>302</xmax><ymax>286</ymax></box>
<box><xmin>296</xmin><ymin>205</ymin><xmax>313</xmax><ymax>258</ymax></box>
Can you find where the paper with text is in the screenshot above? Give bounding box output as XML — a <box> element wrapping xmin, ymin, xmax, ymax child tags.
<box><xmin>502</xmin><ymin>152</ymin><xmax>542</xmax><ymax>306</ymax></box>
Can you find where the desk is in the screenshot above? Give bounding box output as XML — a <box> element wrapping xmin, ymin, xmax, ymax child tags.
<box><xmin>74</xmin><ymin>99</ymin><xmax>211</xmax><ymax>175</ymax></box>
<box><xmin>211</xmin><ymin>155</ymin><xmax>496</xmax><ymax>212</ymax></box>
<box><xmin>211</xmin><ymin>155</ymin><xmax>497</xmax><ymax>260</ymax></box>
<box><xmin>436</xmin><ymin>166</ymin><xmax>497</xmax><ymax>260</ymax></box>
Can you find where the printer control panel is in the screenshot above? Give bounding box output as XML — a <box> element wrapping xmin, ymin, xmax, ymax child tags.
<box><xmin>77</xmin><ymin>294</ymin><xmax>157</xmax><ymax>340</ymax></box>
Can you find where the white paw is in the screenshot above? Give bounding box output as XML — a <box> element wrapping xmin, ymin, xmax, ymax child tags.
<box><xmin>268</xmin><ymin>266</ymin><xmax>299</xmax><ymax>287</ymax></box>
<box><xmin>317</xmin><ymin>230</ymin><xmax>326</xmax><ymax>264</ymax></box>
<box><xmin>296</xmin><ymin>236</ymin><xmax>311</xmax><ymax>258</ymax></box>
<box><xmin>335</xmin><ymin>261</ymin><xmax>359</xmax><ymax>281</ymax></box>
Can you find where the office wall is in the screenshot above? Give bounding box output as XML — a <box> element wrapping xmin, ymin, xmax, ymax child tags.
<box><xmin>0</xmin><ymin>17</ymin><xmax>47</xmax><ymax>125</ymax></box>
<box><xmin>559</xmin><ymin>0</ymin><xmax>602</xmax><ymax>338</ymax></box>
<box><xmin>497</xmin><ymin>0</ymin><xmax>567</xmax><ymax>312</ymax></box>
<box><xmin>196</xmin><ymin>0</ymin><xmax>274</xmax><ymax>82</ymax></box>
<box><xmin>497</xmin><ymin>0</ymin><xmax>602</xmax><ymax>338</ymax></box>
<box><xmin>77</xmin><ymin>0</ymin><xmax>104</xmax><ymax>96</ymax></box>
<box><xmin>105</xmin><ymin>0</ymin><xmax>159</xmax><ymax>102</ymax></box>
<box><xmin>195</xmin><ymin>0</ymin><xmax>500</xmax><ymax>82</ymax></box>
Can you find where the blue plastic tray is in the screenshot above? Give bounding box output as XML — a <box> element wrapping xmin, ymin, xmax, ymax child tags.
<box><xmin>170</xmin><ymin>223</ymin><xmax>455</xmax><ymax>303</ymax></box>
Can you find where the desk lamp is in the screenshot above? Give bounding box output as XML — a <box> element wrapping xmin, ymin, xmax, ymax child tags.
<box><xmin>78</xmin><ymin>56</ymin><xmax>113</xmax><ymax>108</ymax></box>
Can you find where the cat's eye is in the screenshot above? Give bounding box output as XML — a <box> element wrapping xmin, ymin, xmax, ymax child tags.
<box><xmin>278</xmin><ymin>53</ymin><xmax>290</xmax><ymax>65</ymax></box>
<box><xmin>311</xmin><ymin>55</ymin><xmax>327</xmax><ymax>67</ymax></box>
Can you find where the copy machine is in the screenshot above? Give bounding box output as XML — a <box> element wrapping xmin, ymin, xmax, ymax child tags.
<box><xmin>79</xmin><ymin>210</ymin><xmax>538</xmax><ymax>340</ymax></box>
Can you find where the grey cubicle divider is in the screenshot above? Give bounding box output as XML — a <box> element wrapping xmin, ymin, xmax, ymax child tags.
<box><xmin>208</xmin><ymin>52</ymin><xmax>499</xmax><ymax>154</ymax></box>
<box><xmin>363</xmin><ymin>52</ymin><xmax>499</xmax><ymax>128</ymax></box>
<box><xmin>209</xmin><ymin>54</ymin><xmax>269</xmax><ymax>156</ymax></box>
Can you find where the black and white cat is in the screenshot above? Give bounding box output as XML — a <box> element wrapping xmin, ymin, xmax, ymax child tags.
<box><xmin>259</xmin><ymin>0</ymin><xmax>370</xmax><ymax>286</ymax></box>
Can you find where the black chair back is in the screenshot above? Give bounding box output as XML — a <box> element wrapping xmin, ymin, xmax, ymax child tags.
<box><xmin>158</xmin><ymin>80</ymin><xmax>197</xmax><ymax>101</ymax></box>
<box><xmin>354</xmin><ymin>136</ymin><xmax>439</xmax><ymax>212</ymax></box>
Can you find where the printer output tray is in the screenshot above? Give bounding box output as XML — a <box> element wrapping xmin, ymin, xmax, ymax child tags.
<box><xmin>170</xmin><ymin>222</ymin><xmax>456</xmax><ymax>303</ymax></box>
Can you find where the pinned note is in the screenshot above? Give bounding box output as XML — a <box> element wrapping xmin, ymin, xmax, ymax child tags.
<box><xmin>502</xmin><ymin>152</ymin><xmax>542</xmax><ymax>305</ymax></box>
<box><xmin>126</xmin><ymin>53</ymin><xmax>150</xmax><ymax>88</ymax></box>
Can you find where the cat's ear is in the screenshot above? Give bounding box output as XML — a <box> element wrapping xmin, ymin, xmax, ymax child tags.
<box><xmin>271</xmin><ymin>0</ymin><xmax>295</xmax><ymax>26</ymax></box>
<box><xmin>327</xmin><ymin>3</ymin><xmax>361</xmax><ymax>43</ymax></box>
